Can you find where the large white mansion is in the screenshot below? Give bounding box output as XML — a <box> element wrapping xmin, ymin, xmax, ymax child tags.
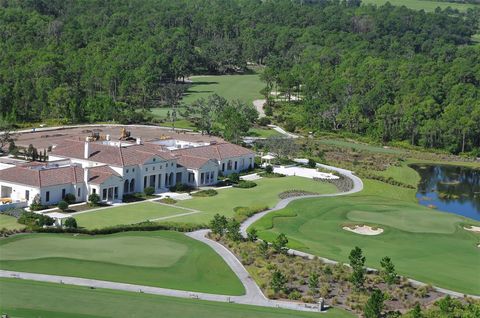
<box><xmin>0</xmin><ymin>135</ymin><xmax>254</xmax><ymax>206</ymax></box>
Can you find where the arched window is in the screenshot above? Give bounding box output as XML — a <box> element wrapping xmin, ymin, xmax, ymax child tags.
<box><xmin>124</xmin><ymin>179</ymin><xmax>129</xmax><ymax>193</ymax></box>
<box><xmin>130</xmin><ymin>179</ymin><xmax>135</xmax><ymax>193</ymax></box>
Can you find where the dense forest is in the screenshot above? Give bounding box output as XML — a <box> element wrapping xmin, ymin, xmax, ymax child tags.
<box><xmin>0</xmin><ymin>0</ymin><xmax>479</xmax><ymax>153</ymax></box>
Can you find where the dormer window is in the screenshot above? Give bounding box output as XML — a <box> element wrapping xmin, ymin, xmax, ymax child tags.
<box><xmin>126</xmin><ymin>169</ymin><xmax>129</xmax><ymax>173</ymax></box>
<box><xmin>153</xmin><ymin>158</ymin><xmax>156</xmax><ymax>162</ymax></box>
<box><xmin>146</xmin><ymin>168</ymin><xmax>148</xmax><ymax>172</ymax></box>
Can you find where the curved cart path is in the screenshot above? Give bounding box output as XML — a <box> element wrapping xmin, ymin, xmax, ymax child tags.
<box><xmin>240</xmin><ymin>160</ymin><xmax>363</xmax><ymax>237</ymax></box>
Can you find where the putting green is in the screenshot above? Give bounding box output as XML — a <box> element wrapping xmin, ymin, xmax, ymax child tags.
<box><xmin>0</xmin><ymin>278</ymin><xmax>354</xmax><ymax>318</ymax></box>
<box><xmin>254</xmin><ymin>179</ymin><xmax>480</xmax><ymax>295</ymax></box>
<box><xmin>0</xmin><ymin>231</ymin><xmax>244</xmax><ymax>295</ymax></box>
<box><xmin>0</xmin><ymin>236</ymin><xmax>187</xmax><ymax>267</ymax></box>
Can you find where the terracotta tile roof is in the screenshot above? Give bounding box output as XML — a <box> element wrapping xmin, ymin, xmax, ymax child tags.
<box><xmin>87</xmin><ymin>165</ymin><xmax>121</xmax><ymax>185</ymax></box>
<box><xmin>51</xmin><ymin>140</ymin><xmax>175</xmax><ymax>167</ymax></box>
<box><xmin>0</xmin><ymin>164</ymin><xmax>84</xmax><ymax>187</ymax></box>
<box><xmin>172</xmin><ymin>142</ymin><xmax>254</xmax><ymax>161</ymax></box>
<box><xmin>176</xmin><ymin>155</ymin><xmax>218</xmax><ymax>170</ymax></box>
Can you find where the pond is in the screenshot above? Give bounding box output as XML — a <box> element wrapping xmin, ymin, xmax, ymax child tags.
<box><xmin>410</xmin><ymin>164</ymin><xmax>480</xmax><ymax>221</ymax></box>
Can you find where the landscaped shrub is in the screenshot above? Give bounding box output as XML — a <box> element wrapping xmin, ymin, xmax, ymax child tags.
<box><xmin>29</xmin><ymin>194</ymin><xmax>44</xmax><ymax>211</ymax></box>
<box><xmin>233</xmin><ymin>205</ymin><xmax>268</xmax><ymax>222</ymax></box>
<box><xmin>88</xmin><ymin>193</ymin><xmax>101</xmax><ymax>206</ymax></box>
<box><xmin>18</xmin><ymin>212</ymin><xmax>54</xmax><ymax>227</ymax></box>
<box><xmin>265</xmin><ymin>165</ymin><xmax>273</xmax><ymax>174</ymax></box>
<box><xmin>233</xmin><ymin>181</ymin><xmax>257</xmax><ymax>189</ymax></box>
<box><xmin>159</xmin><ymin>197</ymin><xmax>177</xmax><ymax>204</ymax></box>
<box><xmin>144</xmin><ymin>186</ymin><xmax>155</xmax><ymax>196</ymax></box>
<box><xmin>191</xmin><ymin>189</ymin><xmax>218</xmax><ymax>197</ymax></box>
<box><xmin>229</xmin><ymin>173</ymin><xmax>240</xmax><ymax>183</ymax></box>
<box><xmin>63</xmin><ymin>193</ymin><xmax>76</xmax><ymax>204</ymax></box>
<box><xmin>258</xmin><ymin>117</ymin><xmax>271</xmax><ymax>126</ymax></box>
<box><xmin>57</xmin><ymin>200</ymin><xmax>69</xmax><ymax>212</ymax></box>
<box><xmin>169</xmin><ymin>183</ymin><xmax>194</xmax><ymax>193</ymax></box>
<box><xmin>64</xmin><ymin>217</ymin><xmax>77</xmax><ymax>228</ymax></box>
<box><xmin>307</xmin><ymin>159</ymin><xmax>316</xmax><ymax>168</ymax></box>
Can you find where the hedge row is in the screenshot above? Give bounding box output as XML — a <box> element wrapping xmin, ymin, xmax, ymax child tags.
<box><xmin>36</xmin><ymin>221</ymin><xmax>207</xmax><ymax>235</ymax></box>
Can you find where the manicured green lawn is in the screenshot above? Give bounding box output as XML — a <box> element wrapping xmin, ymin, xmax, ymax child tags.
<box><xmin>151</xmin><ymin>74</ymin><xmax>265</xmax><ymax>121</ymax></box>
<box><xmin>0</xmin><ymin>278</ymin><xmax>353</xmax><ymax>318</ymax></box>
<box><xmin>0</xmin><ymin>214</ymin><xmax>24</xmax><ymax>230</ymax></box>
<box><xmin>0</xmin><ymin>231</ymin><xmax>244</xmax><ymax>295</ymax></box>
<box><xmin>253</xmin><ymin>179</ymin><xmax>480</xmax><ymax>295</ymax></box>
<box><xmin>248</xmin><ymin>127</ymin><xmax>282</xmax><ymax>138</ymax></box>
<box><xmin>75</xmin><ymin>201</ymin><xmax>190</xmax><ymax>229</ymax></box>
<box><xmin>174</xmin><ymin>177</ymin><xmax>338</xmax><ymax>224</ymax></box>
<box><xmin>362</xmin><ymin>0</ymin><xmax>477</xmax><ymax>12</ymax></box>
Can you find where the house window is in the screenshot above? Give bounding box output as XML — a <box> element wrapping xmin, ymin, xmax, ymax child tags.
<box><xmin>222</xmin><ymin>163</ymin><xmax>225</xmax><ymax>171</ymax></box>
<box><xmin>126</xmin><ymin>169</ymin><xmax>129</xmax><ymax>173</ymax></box>
<box><xmin>146</xmin><ymin>168</ymin><xmax>148</xmax><ymax>172</ymax></box>
<box><xmin>130</xmin><ymin>179</ymin><xmax>135</xmax><ymax>192</ymax></box>
<box><xmin>153</xmin><ymin>158</ymin><xmax>156</xmax><ymax>162</ymax></box>
<box><xmin>46</xmin><ymin>191</ymin><xmax>50</xmax><ymax>202</ymax></box>
<box><xmin>114</xmin><ymin>187</ymin><xmax>118</xmax><ymax>199</ymax></box>
<box><xmin>25</xmin><ymin>190</ymin><xmax>30</xmax><ymax>201</ymax></box>
<box><xmin>133</xmin><ymin>168</ymin><xmax>135</xmax><ymax>172</ymax></box>
<box><xmin>210</xmin><ymin>171</ymin><xmax>214</xmax><ymax>181</ymax></box>
<box><xmin>188</xmin><ymin>172</ymin><xmax>194</xmax><ymax>183</ymax></box>
<box><xmin>144</xmin><ymin>176</ymin><xmax>147</xmax><ymax>188</ymax></box>
<box><xmin>92</xmin><ymin>188</ymin><xmax>96</xmax><ymax>194</ymax></box>
<box><xmin>78</xmin><ymin>188</ymin><xmax>81</xmax><ymax>197</ymax></box>
<box><xmin>158</xmin><ymin>174</ymin><xmax>162</xmax><ymax>188</ymax></box>
<box><xmin>160</xmin><ymin>165</ymin><xmax>163</xmax><ymax>169</ymax></box>
<box><xmin>200</xmin><ymin>173</ymin><xmax>205</xmax><ymax>184</ymax></box>
<box><xmin>61</xmin><ymin>189</ymin><xmax>66</xmax><ymax>199</ymax></box>
<box><xmin>234</xmin><ymin>161</ymin><xmax>238</xmax><ymax>170</ymax></box>
<box><xmin>102</xmin><ymin>189</ymin><xmax>107</xmax><ymax>200</ymax></box>
<box><xmin>153</xmin><ymin>167</ymin><xmax>155</xmax><ymax>171</ymax></box>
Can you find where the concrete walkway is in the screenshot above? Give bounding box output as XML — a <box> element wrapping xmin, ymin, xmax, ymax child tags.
<box><xmin>253</xmin><ymin>99</ymin><xmax>266</xmax><ymax>118</ymax></box>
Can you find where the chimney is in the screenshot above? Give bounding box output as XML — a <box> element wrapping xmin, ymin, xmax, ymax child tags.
<box><xmin>136</xmin><ymin>137</ymin><xmax>142</xmax><ymax>145</ymax></box>
<box><xmin>84</xmin><ymin>139</ymin><xmax>90</xmax><ymax>159</ymax></box>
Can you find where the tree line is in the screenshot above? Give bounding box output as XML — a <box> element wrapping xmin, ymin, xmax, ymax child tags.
<box><xmin>0</xmin><ymin>0</ymin><xmax>479</xmax><ymax>153</ymax></box>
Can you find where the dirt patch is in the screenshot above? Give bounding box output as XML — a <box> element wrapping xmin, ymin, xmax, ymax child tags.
<box><xmin>343</xmin><ymin>225</ymin><xmax>384</xmax><ymax>236</ymax></box>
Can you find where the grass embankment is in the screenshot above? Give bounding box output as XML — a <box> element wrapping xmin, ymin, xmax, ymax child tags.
<box><xmin>0</xmin><ymin>278</ymin><xmax>354</xmax><ymax>318</ymax></box>
<box><xmin>362</xmin><ymin>0</ymin><xmax>478</xmax><ymax>12</ymax></box>
<box><xmin>253</xmin><ymin>164</ymin><xmax>480</xmax><ymax>295</ymax></box>
<box><xmin>0</xmin><ymin>231</ymin><xmax>244</xmax><ymax>295</ymax></box>
<box><xmin>75</xmin><ymin>201</ymin><xmax>189</xmax><ymax>229</ymax></box>
<box><xmin>0</xmin><ymin>214</ymin><xmax>25</xmax><ymax>231</ymax></box>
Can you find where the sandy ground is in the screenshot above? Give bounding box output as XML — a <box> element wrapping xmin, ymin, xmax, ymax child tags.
<box><xmin>464</xmin><ymin>225</ymin><xmax>480</xmax><ymax>233</ymax></box>
<box><xmin>253</xmin><ymin>99</ymin><xmax>266</xmax><ymax>118</ymax></box>
<box><xmin>343</xmin><ymin>225</ymin><xmax>384</xmax><ymax>236</ymax></box>
<box><xmin>12</xmin><ymin>125</ymin><xmax>222</xmax><ymax>149</ymax></box>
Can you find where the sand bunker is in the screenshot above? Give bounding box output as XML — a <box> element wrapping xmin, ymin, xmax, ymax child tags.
<box><xmin>343</xmin><ymin>225</ymin><xmax>383</xmax><ymax>236</ymax></box>
<box><xmin>463</xmin><ymin>225</ymin><xmax>480</xmax><ymax>233</ymax></box>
